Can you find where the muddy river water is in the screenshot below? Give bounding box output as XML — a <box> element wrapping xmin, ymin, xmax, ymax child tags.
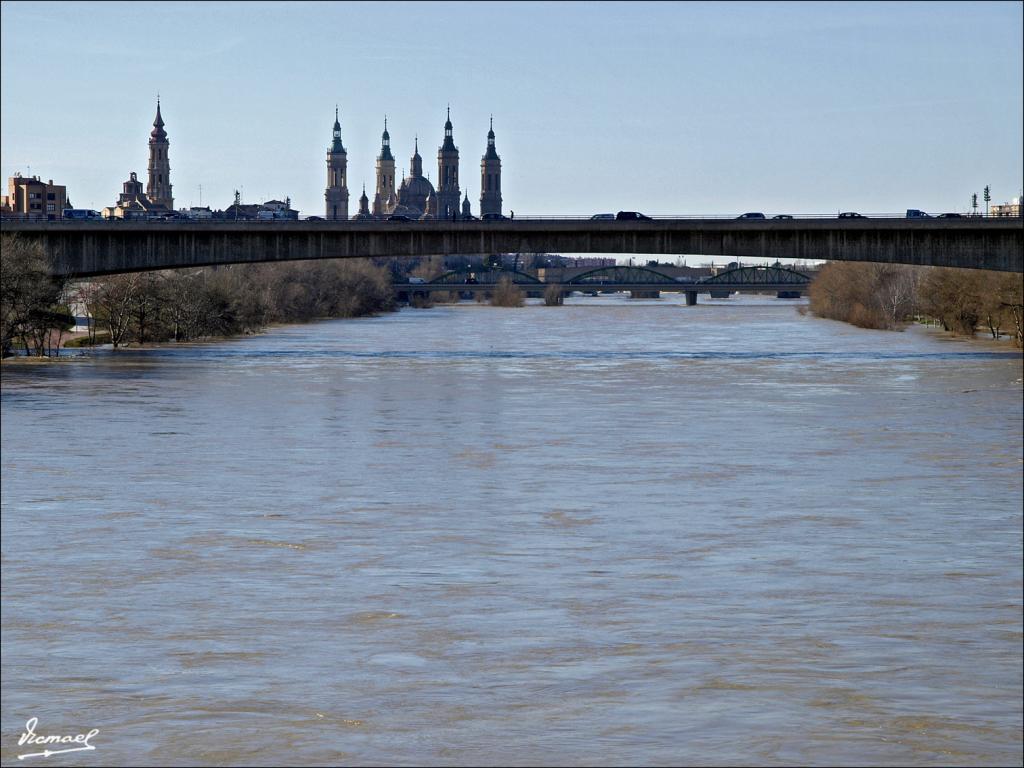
<box><xmin>2</xmin><ymin>295</ymin><xmax>1021</xmax><ymax>765</ymax></box>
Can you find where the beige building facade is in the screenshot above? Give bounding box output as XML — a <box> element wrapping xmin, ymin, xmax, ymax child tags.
<box><xmin>990</xmin><ymin>196</ymin><xmax>1022</xmax><ymax>217</ymax></box>
<box><xmin>1</xmin><ymin>174</ymin><xmax>67</xmax><ymax>219</ymax></box>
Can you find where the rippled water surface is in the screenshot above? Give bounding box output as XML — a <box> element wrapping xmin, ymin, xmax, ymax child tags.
<box><xmin>2</xmin><ymin>295</ymin><xmax>1022</xmax><ymax>766</ymax></box>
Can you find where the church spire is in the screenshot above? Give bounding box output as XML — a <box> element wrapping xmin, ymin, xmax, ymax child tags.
<box><xmin>150</xmin><ymin>98</ymin><xmax>167</xmax><ymax>140</ymax></box>
<box><xmin>331</xmin><ymin>106</ymin><xmax>344</xmax><ymax>153</ymax></box>
<box><xmin>379</xmin><ymin>115</ymin><xmax>393</xmax><ymax>161</ymax></box>
<box><xmin>484</xmin><ymin>115</ymin><xmax>499</xmax><ymax>160</ymax></box>
<box><xmin>411</xmin><ymin>136</ymin><xmax>423</xmax><ymax>178</ymax></box>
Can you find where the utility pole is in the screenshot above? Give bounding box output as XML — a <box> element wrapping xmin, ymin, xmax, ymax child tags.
<box><xmin>983</xmin><ymin>185</ymin><xmax>991</xmax><ymax>216</ymax></box>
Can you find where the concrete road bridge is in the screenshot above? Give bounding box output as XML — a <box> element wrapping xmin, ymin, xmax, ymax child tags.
<box><xmin>399</xmin><ymin>265</ymin><xmax>814</xmax><ymax>304</ymax></box>
<box><xmin>1</xmin><ymin>216</ymin><xmax>1021</xmax><ymax>277</ymax></box>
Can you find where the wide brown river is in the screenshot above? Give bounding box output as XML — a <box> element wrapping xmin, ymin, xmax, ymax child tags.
<box><xmin>2</xmin><ymin>295</ymin><xmax>1022</xmax><ymax>766</ymax></box>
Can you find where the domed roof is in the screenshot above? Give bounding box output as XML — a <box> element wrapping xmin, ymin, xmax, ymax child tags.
<box><xmin>400</xmin><ymin>174</ymin><xmax>435</xmax><ymax>198</ymax></box>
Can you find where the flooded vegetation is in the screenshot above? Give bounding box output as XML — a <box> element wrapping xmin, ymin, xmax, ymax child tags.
<box><xmin>808</xmin><ymin>261</ymin><xmax>1024</xmax><ymax>343</ymax></box>
<box><xmin>2</xmin><ymin>295</ymin><xmax>1021</xmax><ymax>765</ymax></box>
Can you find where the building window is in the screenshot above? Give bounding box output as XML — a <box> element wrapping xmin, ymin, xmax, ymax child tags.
<box><xmin>47</xmin><ymin>192</ymin><xmax>56</xmax><ymax>200</ymax></box>
<box><xmin>29</xmin><ymin>192</ymin><xmax>41</xmax><ymax>199</ymax></box>
<box><xmin>30</xmin><ymin>202</ymin><xmax>41</xmax><ymax>209</ymax></box>
<box><xmin>47</xmin><ymin>203</ymin><xmax>55</xmax><ymax>212</ymax></box>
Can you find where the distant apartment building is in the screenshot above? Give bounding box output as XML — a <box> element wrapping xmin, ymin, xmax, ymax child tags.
<box><xmin>0</xmin><ymin>174</ymin><xmax>68</xmax><ymax>219</ymax></box>
<box><xmin>990</xmin><ymin>196</ymin><xmax>1022</xmax><ymax>217</ymax></box>
<box><xmin>564</xmin><ymin>257</ymin><xmax>617</xmax><ymax>268</ymax></box>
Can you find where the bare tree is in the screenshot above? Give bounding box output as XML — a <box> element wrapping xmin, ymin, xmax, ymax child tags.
<box><xmin>0</xmin><ymin>234</ymin><xmax>67</xmax><ymax>357</ymax></box>
<box><xmin>89</xmin><ymin>274</ymin><xmax>141</xmax><ymax>348</ymax></box>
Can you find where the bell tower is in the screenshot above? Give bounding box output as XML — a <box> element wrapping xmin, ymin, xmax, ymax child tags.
<box><xmin>480</xmin><ymin>115</ymin><xmax>502</xmax><ymax>217</ymax></box>
<box><xmin>146</xmin><ymin>98</ymin><xmax>173</xmax><ymax>209</ymax></box>
<box><xmin>373</xmin><ymin>117</ymin><xmax>396</xmax><ymax>216</ymax></box>
<box><xmin>436</xmin><ymin>106</ymin><xmax>460</xmax><ymax>221</ymax></box>
<box><xmin>325</xmin><ymin>107</ymin><xmax>349</xmax><ymax>220</ymax></box>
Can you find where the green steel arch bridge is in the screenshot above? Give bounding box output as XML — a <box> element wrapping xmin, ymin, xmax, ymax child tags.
<box><xmin>396</xmin><ymin>264</ymin><xmax>815</xmax><ymax>304</ymax></box>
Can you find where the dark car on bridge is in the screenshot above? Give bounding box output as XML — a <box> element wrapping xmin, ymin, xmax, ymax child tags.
<box><xmin>387</xmin><ymin>214</ymin><xmax>412</xmax><ymax>222</ymax></box>
<box><xmin>906</xmin><ymin>209</ymin><xmax>931</xmax><ymax>219</ymax></box>
<box><xmin>481</xmin><ymin>212</ymin><xmax>507</xmax><ymax>221</ymax></box>
<box><xmin>937</xmin><ymin>213</ymin><xmax>963</xmax><ymax>218</ymax></box>
<box><xmin>615</xmin><ymin>211</ymin><xmax>652</xmax><ymax>221</ymax></box>
<box><xmin>737</xmin><ymin>212</ymin><xmax>766</xmax><ymax>219</ymax></box>
<box><xmin>772</xmin><ymin>214</ymin><xmax>793</xmax><ymax>220</ymax></box>
<box><xmin>838</xmin><ymin>212</ymin><xmax>867</xmax><ymax>219</ymax></box>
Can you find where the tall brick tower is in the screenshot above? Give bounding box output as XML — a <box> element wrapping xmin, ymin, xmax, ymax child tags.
<box><xmin>436</xmin><ymin>107</ymin><xmax>460</xmax><ymax>221</ymax></box>
<box><xmin>146</xmin><ymin>98</ymin><xmax>173</xmax><ymax>209</ymax></box>
<box><xmin>479</xmin><ymin>116</ymin><xmax>502</xmax><ymax>217</ymax></box>
<box><xmin>325</xmin><ymin>107</ymin><xmax>349</xmax><ymax>220</ymax></box>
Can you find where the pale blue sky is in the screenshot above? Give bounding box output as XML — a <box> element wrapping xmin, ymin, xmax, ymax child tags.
<box><xmin>2</xmin><ymin>1</ymin><xmax>1021</xmax><ymax>217</ymax></box>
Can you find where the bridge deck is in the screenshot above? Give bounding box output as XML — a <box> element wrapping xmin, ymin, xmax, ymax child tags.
<box><xmin>2</xmin><ymin>217</ymin><xmax>1021</xmax><ymax>276</ymax></box>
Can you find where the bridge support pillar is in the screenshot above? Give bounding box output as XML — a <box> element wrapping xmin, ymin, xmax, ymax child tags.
<box><xmin>777</xmin><ymin>291</ymin><xmax>802</xmax><ymax>299</ymax></box>
<box><xmin>630</xmin><ymin>290</ymin><xmax>660</xmax><ymax>299</ymax></box>
<box><xmin>685</xmin><ymin>291</ymin><xmax>698</xmax><ymax>306</ymax></box>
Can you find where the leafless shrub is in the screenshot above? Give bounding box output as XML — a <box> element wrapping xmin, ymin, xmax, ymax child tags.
<box><xmin>490</xmin><ymin>276</ymin><xmax>525</xmax><ymax>307</ymax></box>
<box><xmin>544</xmin><ymin>284</ymin><xmax>565</xmax><ymax>306</ymax></box>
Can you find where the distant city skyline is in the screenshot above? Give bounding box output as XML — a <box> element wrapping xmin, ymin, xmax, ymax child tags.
<box><xmin>2</xmin><ymin>1</ymin><xmax>1021</xmax><ymax>217</ymax></box>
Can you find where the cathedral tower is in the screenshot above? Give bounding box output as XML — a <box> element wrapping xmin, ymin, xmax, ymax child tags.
<box><xmin>436</xmin><ymin>107</ymin><xmax>460</xmax><ymax>221</ymax></box>
<box><xmin>146</xmin><ymin>99</ymin><xmax>173</xmax><ymax>209</ymax></box>
<box><xmin>373</xmin><ymin>117</ymin><xmax>396</xmax><ymax>216</ymax></box>
<box><xmin>480</xmin><ymin>116</ymin><xmax>502</xmax><ymax>217</ymax></box>
<box><xmin>325</xmin><ymin>107</ymin><xmax>349</xmax><ymax>220</ymax></box>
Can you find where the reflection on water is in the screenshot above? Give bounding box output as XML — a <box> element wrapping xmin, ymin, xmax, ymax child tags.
<box><xmin>2</xmin><ymin>295</ymin><xmax>1022</xmax><ymax>766</ymax></box>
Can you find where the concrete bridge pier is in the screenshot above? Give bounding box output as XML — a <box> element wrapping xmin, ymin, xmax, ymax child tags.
<box><xmin>685</xmin><ymin>291</ymin><xmax>698</xmax><ymax>306</ymax></box>
<box><xmin>777</xmin><ymin>290</ymin><xmax>802</xmax><ymax>299</ymax></box>
<box><xmin>630</xmin><ymin>290</ymin><xmax>661</xmax><ymax>299</ymax></box>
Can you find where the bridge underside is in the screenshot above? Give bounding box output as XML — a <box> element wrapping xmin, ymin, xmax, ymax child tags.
<box><xmin>2</xmin><ymin>219</ymin><xmax>1021</xmax><ymax>277</ymax></box>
